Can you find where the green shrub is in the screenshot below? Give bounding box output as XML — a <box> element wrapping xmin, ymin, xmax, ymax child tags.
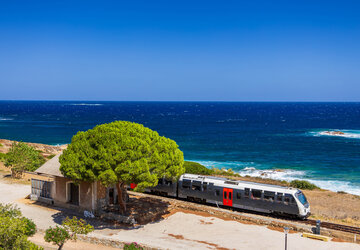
<box><xmin>290</xmin><ymin>180</ymin><xmax>319</xmax><ymax>190</ymax></box>
<box><xmin>44</xmin><ymin>226</ymin><xmax>70</xmax><ymax>249</ymax></box>
<box><xmin>184</xmin><ymin>161</ymin><xmax>213</xmax><ymax>175</ymax></box>
<box><xmin>44</xmin><ymin>216</ymin><xmax>94</xmax><ymax>249</ymax></box>
<box><xmin>124</xmin><ymin>242</ymin><xmax>144</xmax><ymax>250</ymax></box>
<box><xmin>23</xmin><ymin>217</ymin><xmax>37</xmax><ymax>236</ymax></box>
<box><xmin>337</xmin><ymin>191</ymin><xmax>347</xmax><ymax>194</ymax></box>
<box><xmin>0</xmin><ymin>203</ymin><xmax>41</xmax><ymax>249</ymax></box>
<box><xmin>0</xmin><ymin>143</ymin><xmax>3</xmax><ymax>147</ymax></box>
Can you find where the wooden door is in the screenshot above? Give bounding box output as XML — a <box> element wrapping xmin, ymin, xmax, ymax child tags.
<box><xmin>70</xmin><ymin>183</ymin><xmax>79</xmax><ymax>206</ymax></box>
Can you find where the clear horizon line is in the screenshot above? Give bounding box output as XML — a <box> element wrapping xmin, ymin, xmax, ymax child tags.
<box><xmin>0</xmin><ymin>100</ymin><xmax>360</xmax><ymax>103</ymax></box>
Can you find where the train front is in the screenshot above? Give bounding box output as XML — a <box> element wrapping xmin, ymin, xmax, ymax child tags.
<box><xmin>295</xmin><ymin>190</ymin><xmax>311</xmax><ymax>219</ymax></box>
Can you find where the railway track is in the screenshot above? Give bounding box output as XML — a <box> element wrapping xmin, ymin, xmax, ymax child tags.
<box><xmin>132</xmin><ymin>191</ymin><xmax>360</xmax><ymax>235</ymax></box>
<box><xmin>304</xmin><ymin>219</ymin><xmax>360</xmax><ymax>235</ymax></box>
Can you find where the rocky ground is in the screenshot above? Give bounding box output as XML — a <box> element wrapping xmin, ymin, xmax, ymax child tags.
<box><xmin>0</xmin><ymin>139</ymin><xmax>65</xmax><ymax>157</ymax></box>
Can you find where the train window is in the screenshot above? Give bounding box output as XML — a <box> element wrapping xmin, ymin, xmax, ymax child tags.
<box><xmin>236</xmin><ymin>192</ymin><xmax>241</xmax><ymax>199</ymax></box>
<box><xmin>158</xmin><ymin>178</ymin><xmax>164</xmax><ymax>185</ymax></box>
<box><xmin>284</xmin><ymin>194</ymin><xmax>295</xmax><ymax>204</ymax></box>
<box><xmin>229</xmin><ymin>192</ymin><xmax>232</xmax><ymax>200</ymax></box>
<box><xmin>244</xmin><ymin>188</ymin><xmax>250</xmax><ymax>198</ymax></box>
<box><xmin>264</xmin><ymin>191</ymin><xmax>275</xmax><ymax>201</ymax></box>
<box><xmin>215</xmin><ymin>190</ymin><xmax>220</xmax><ymax>196</ymax></box>
<box><xmin>202</xmin><ymin>182</ymin><xmax>208</xmax><ymax>191</ymax></box>
<box><xmin>224</xmin><ymin>191</ymin><xmax>228</xmax><ymax>199</ymax></box>
<box><xmin>182</xmin><ymin>180</ymin><xmax>191</xmax><ymax>189</ymax></box>
<box><xmin>276</xmin><ymin>193</ymin><xmax>283</xmax><ymax>202</ymax></box>
<box><xmin>192</xmin><ymin>182</ymin><xmax>201</xmax><ymax>191</ymax></box>
<box><xmin>252</xmin><ymin>189</ymin><xmax>262</xmax><ymax>200</ymax></box>
<box><xmin>165</xmin><ymin>180</ymin><xmax>172</xmax><ymax>186</ymax></box>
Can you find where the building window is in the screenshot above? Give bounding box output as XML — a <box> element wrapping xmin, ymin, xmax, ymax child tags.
<box><xmin>31</xmin><ymin>179</ymin><xmax>52</xmax><ymax>199</ymax></box>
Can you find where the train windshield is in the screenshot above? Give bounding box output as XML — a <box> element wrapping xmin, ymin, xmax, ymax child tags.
<box><xmin>296</xmin><ymin>191</ymin><xmax>308</xmax><ymax>205</ymax></box>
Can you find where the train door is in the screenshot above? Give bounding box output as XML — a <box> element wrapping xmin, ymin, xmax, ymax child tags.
<box><xmin>223</xmin><ymin>188</ymin><xmax>233</xmax><ymax>206</ymax></box>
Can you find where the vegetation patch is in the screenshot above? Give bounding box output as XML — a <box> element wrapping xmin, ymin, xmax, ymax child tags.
<box><xmin>4</xmin><ymin>142</ymin><xmax>45</xmax><ymax>177</ymax></box>
<box><xmin>123</xmin><ymin>242</ymin><xmax>144</xmax><ymax>250</ymax></box>
<box><xmin>289</xmin><ymin>180</ymin><xmax>319</xmax><ymax>190</ymax></box>
<box><xmin>47</xmin><ymin>154</ymin><xmax>56</xmax><ymax>159</ymax></box>
<box><xmin>184</xmin><ymin>161</ymin><xmax>213</xmax><ymax>175</ymax></box>
<box><xmin>0</xmin><ymin>203</ymin><xmax>41</xmax><ymax>249</ymax></box>
<box><xmin>45</xmin><ymin>216</ymin><xmax>94</xmax><ymax>250</ymax></box>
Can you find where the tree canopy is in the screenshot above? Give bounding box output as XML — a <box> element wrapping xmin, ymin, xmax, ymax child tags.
<box><xmin>5</xmin><ymin>142</ymin><xmax>45</xmax><ymax>176</ymax></box>
<box><xmin>59</xmin><ymin>121</ymin><xmax>184</xmax><ymax>211</ymax></box>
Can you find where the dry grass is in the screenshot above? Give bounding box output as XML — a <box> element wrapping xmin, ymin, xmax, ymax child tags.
<box><xmin>0</xmin><ymin>161</ymin><xmax>31</xmax><ymax>185</ymax></box>
<box><xmin>304</xmin><ymin>189</ymin><xmax>360</xmax><ymax>227</ymax></box>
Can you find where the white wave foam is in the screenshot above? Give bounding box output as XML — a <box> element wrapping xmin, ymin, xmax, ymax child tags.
<box><xmin>190</xmin><ymin>160</ymin><xmax>360</xmax><ymax>195</ymax></box>
<box><xmin>0</xmin><ymin>117</ymin><xmax>14</xmax><ymax>121</ymax></box>
<box><xmin>194</xmin><ymin>160</ymin><xmax>259</xmax><ymax>169</ymax></box>
<box><xmin>310</xmin><ymin>130</ymin><xmax>360</xmax><ymax>139</ymax></box>
<box><xmin>239</xmin><ymin>167</ymin><xmax>360</xmax><ymax>195</ymax></box>
<box><xmin>308</xmin><ymin>179</ymin><xmax>360</xmax><ymax>196</ymax></box>
<box><xmin>69</xmin><ymin>103</ymin><xmax>103</xmax><ymax>106</ymax></box>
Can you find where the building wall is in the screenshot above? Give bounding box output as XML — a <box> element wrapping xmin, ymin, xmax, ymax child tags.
<box><xmin>31</xmin><ymin>176</ymin><xmax>111</xmax><ymax>213</ymax></box>
<box><xmin>54</xmin><ymin>176</ymin><xmax>68</xmax><ymax>204</ymax></box>
<box><xmin>79</xmin><ymin>181</ymin><xmax>93</xmax><ymax>210</ymax></box>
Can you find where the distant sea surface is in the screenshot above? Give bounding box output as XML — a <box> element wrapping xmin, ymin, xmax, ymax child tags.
<box><xmin>1</xmin><ymin>101</ymin><xmax>359</xmax><ymax>195</ymax></box>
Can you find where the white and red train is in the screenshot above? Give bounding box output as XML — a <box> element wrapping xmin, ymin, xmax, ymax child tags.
<box><xmin>145</xmin><ymin>173</ymin><xmax>311</xmax><ymax>219</ymax></box>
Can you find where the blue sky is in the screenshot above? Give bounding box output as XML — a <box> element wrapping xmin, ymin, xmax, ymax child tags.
<box><xmin>0</xmin><ymin>1</ymin><xmax>359</xmax><ymax>101</ymax></box>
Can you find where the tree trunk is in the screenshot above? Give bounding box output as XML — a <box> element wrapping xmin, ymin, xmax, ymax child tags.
<box><xmin>58</xmin><ymin>242</ymin><xmax>64</xmax><ymax>250</ymax></box>
<box><xmin>116</xmin><ymin>182</ymin><xmax>127</xmax><ymax>214</ymax></box>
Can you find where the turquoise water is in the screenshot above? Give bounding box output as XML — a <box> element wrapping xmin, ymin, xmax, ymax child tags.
<box><xmin>0</xmin><ymin>101</ymin><xmax>359</xmax><ymax>195</ymax></box>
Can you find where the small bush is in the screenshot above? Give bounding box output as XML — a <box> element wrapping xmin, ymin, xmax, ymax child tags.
<box><xmin>184</xmin><ymin>161</ymin><xmax>213</xmax><ymax>175</ymax></box>
<box><xmin>23</xmin><ymin>217</ymin><xmax>37</xmax><ymax>236</ymax></box>
<box><xmin>124</xmin><ymin>242</ymin><xmax>144</xmax><ymax>250</ymax></box>
<box><xmin>0</xmin><ymin>143</ymin><xmax>3</xmax><ymax>147</ymax></box>
<box><xmin>337</xmin><ymin>191</ymin><xmax>347</xmax><ymax>194</ymax></box>
<box><xmin>47</xmin><ymin>154</ymin><xmax>56</xmax><ymax>159</ymax></box>
<box><xmin>44</xmin><ymin>226</ymin><xmax>70</xmax><ymax>249</ymax></box>
<box><xmin>0</xmin><ymin>152</ymin><xmax>6</xmax><ymax>161</ymax></box>
<box><xmin>0</xmin><ymin>203</ymin><xmax>40</xmax><ymax>249</ymax></box>
<box><xmin>44</xmin><ymin>216</ymin><xmax>94</xmax><ymax>249</ymax></box>
<box><xmin>211</xmin><ymin>167</ymin><xmax>240</xmax><ymax>177</ymax></box>
<box><xmin>290</xmin><ymin>180</ymin><xmax>319</xmax><ymax>190</ymax></box>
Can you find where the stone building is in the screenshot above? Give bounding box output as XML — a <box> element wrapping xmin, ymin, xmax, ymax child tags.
<box><xmin>30</xmin><ymin>153</ymin><xmax>117</xmax><ymax>214</ymax></box>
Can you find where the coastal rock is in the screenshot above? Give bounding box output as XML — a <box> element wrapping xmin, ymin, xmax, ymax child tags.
<box><xmin>323</xmin><ymin>131</ymin><xmax>345</xmax><ymax>136</ymax></box>
<box><xmin>0</xmin><ymin>139</ymin><xmax>65</xmax><ymax>155</ymax></box>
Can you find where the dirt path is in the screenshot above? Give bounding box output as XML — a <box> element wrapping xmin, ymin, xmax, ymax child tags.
<box><xmin>29</xmin><ymin>233</ymin><xmax>120</xmax><ymax>250</ymax></box>
<box><xmin>1</xmin><ymin>178</ymin><xmax>359</xmax><ymax>250</ymax></box>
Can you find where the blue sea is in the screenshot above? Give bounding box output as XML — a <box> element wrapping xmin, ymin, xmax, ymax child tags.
<box><xmin>1</xmin><ymin>101</ymin><xmax>359</xmax><ymax>195</ymax></box>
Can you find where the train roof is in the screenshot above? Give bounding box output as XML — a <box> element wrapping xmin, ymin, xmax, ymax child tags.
<box><xmin>180</xmin><ymin>173</ymin><xmax>298</xmax><ymax>194</ymax></box>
